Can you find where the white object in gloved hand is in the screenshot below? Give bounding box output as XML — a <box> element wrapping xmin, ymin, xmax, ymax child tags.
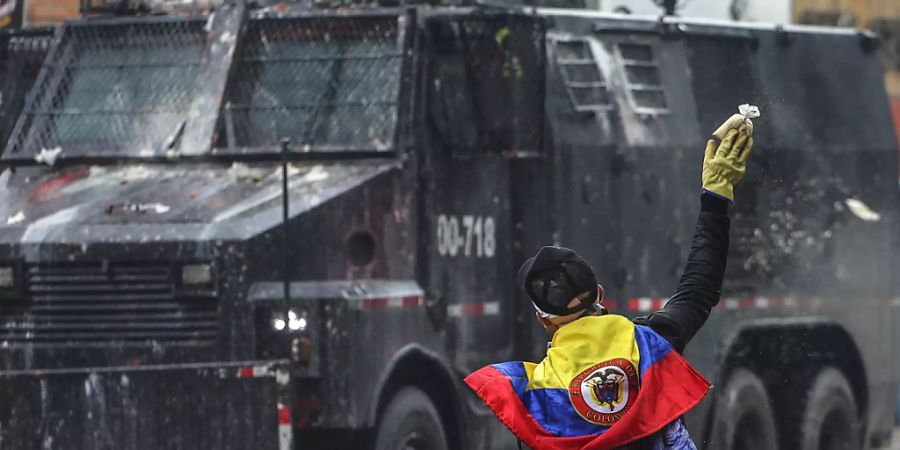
<box><xmin>712</xmin><ymin>103</ymin><xmax>761</xmax><ymax>139</ymax></box>
<box><xmin>738</xmin><ymin>104</ymin><xmax>760</xmax><ymax>118</ymax></box>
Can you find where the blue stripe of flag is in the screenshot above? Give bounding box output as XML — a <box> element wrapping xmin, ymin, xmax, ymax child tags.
<box><xmin>634</xmin><ymin>325</ymin><xmax>674</xmax><ymax>376</ymax></box>
<box><xmin>491</xmin><ymin>361</ymin><xmax>610</xmax><ymax>437</ymax></box>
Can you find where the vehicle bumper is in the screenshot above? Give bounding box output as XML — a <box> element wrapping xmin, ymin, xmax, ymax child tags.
<box><xmin>0</xmin><ymin>360</ymin><xmax>292</xmax><ymax>450</ymax></box>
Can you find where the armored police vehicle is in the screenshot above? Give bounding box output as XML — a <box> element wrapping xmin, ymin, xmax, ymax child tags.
<box><xmin>0</xmin><ymin>0</ymin><xmax>896</xmax><ymax>449</ymax></box>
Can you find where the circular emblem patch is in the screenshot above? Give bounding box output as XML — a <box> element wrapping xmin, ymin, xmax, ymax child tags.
<box><xmin>568</xmin><ymin>358</ymin><xmax>639</xmax><ymax>425</ymax></box>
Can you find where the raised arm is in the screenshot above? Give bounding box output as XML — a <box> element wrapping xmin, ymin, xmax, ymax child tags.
<box><xmin>633</xmin><ymin>127</ymin><xmax>753</xmax><ymax>353</ymax></box>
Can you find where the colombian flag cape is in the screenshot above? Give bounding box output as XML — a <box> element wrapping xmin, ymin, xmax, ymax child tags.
<box><xmin>465</xmin><ymin>315</ymin><xmax>710</xmax><ymax>450</ymax></box>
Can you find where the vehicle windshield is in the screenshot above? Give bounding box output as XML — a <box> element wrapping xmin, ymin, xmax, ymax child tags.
<box><xmin>216</xmin><ymin>14</ymin><xmax>404</xmax><ymax>152</ymax></box>
<box><xmin>2</xmin><ymin>13</ymin><xmax>406</xmax><ymax>162</ymax></box>
<box><xmin>3</xmin><ymin>19</ymin><xmax>215</xmax><ymax>159</ymax></box>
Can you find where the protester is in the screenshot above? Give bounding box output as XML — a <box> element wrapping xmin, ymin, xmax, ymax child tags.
<box><xmin>465</xmin><ymin>121</ymin><xmax>754</xmax><ymax>450</ymax></box>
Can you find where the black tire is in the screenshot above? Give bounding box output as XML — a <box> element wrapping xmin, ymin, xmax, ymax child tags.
<box><xmin>710</xmin><ymin>368</ymin><xmax>779</xmax><ymax>450</ymax></box>
<box><xmin>374</xmin><ymin>387</ymin><xmax>448</xmax><ymax>450</ymax></box>
<box><xmin>789</xmin><ymin>367</ymin><xmax>862</xmax><ymax>450</ymax></box>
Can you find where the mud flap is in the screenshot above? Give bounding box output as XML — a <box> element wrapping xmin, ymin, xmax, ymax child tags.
<box><xmin>0</xmin><ymin>361</ymin><xmax>291</xmax><ymax>450</ymax></box>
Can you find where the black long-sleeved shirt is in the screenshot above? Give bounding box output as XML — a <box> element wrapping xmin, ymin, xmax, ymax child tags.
<box><xmin>632</xmin><ymin>193</ymin><xmax>730</xmax><ymax>353</ymax></box>
<box><xmin>614</xmin><ymin>193</ymin><xmax>730</xmax><ymax>450</ymax></box>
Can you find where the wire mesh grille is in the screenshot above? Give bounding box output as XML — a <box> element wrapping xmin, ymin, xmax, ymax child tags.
<box><xmin>553</xmin><ymin>38</ymin><xmax>611</xmax><ymax>112</ymax></box>
<box><xmin>0</xmin><ymin>29</ymin><xmax>53</xmax><ymax>151</ymax></box>
<box><xmin>616</xmin><ymin>42</ymin><xmax>667</xmax><ymax>112</ymax></box>
<box><xmin>219</xmin><ymin>14</ymin><xmax>404</xmax><ymax>150</ymax></box>
<box><xmin>7</xmin><ymin>19</ymin><xmax>211</xmax><ymax>157</ymax></box>
<box><xmin>426</xmin><ymin>14</ymin><xmax>545</xmax><ymax>154</ymax></box>
<box><xmin>0</xmin><ymin>262</ymin><xmax>218</xmax><ymax>346</ymax></box>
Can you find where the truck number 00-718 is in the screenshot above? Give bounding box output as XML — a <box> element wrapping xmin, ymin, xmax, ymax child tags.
<box><xmin>436</xmin><ymin>215</ymin><xmax>496</xmax><ymax>258</ymax></box>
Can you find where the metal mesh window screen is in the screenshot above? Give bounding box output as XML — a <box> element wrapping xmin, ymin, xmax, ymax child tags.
<box><xmin>6</xmin><ymin>19</ymin><xmax>211</xmax><ymax>157</ymax></box>
<box><xmin>553</xmin><ymin>38</ymin><xmax>610</xmax><ymax>112</ymax></box>
<box><xmin>219</xmin><ymin>14</ymin><xmax>404</xmax><ymax>150</ymax></box>
<box><xmin>616</xmin><ymin>42</ymin><xmax>667</xmax><ymax>113</ymax></box>
<box><xmin>0</xmin><ymin>29</ymin><xmax>53</xmax><ymax>151</ymax></box>
<box><xmin>427</xmin><ymin>14</ymin><xmax>545</xmax><ymax>154</ymax></box>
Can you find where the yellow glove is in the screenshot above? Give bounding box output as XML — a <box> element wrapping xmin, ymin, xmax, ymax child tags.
<box><xmin>702</xmin><ymin>126</ymin><xmax>753</xmax><ymax>202</ymax></box>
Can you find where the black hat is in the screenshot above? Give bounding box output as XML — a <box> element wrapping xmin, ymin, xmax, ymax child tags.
<box><xmin>517</xmin><ymin>246</ymin><xmax>599</xmax><ymax>316</ymax></box>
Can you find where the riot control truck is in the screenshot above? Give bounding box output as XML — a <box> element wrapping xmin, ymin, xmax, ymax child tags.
<box><xmin>0</xmin><ymin>1</ymin><xmax>896</xmax><ymax>449</ymax></box>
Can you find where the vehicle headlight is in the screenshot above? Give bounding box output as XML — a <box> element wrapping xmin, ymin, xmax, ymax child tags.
<box><xmin>259</xmin><ymin>307</ymin><xmax>314</xmax><ymax>363</ymax></box>
<box><xmin>181</xmin><ymin>263</ymin><xmax>213</xmax><ymax>286</ymax></box>
<box><xmin>270</xmin><ymin>309</ymin><xmax>308</xmax><ymax>332</ymax></box>
<box><xmin>272</xmin><ymin>315</ymin><xmax>286</xmax><ymax>331</ymax></box>
<box><xmin>287</xmin><ymin>309</ymin><xmax>307</xmax><ymax>331</ymax></box>
<box><xmin>0</xmin><ymin>266</ymin><xmax>14</xmax><ymax>288</ymax></box>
